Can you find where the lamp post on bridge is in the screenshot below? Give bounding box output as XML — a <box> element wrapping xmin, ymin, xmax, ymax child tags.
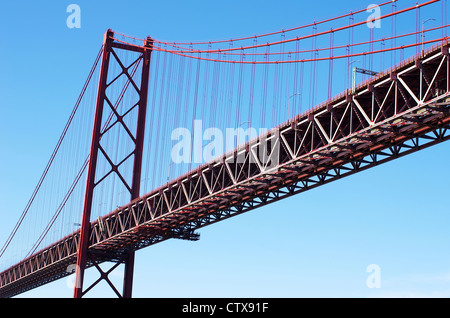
<box><xmin>346</xmin><ymin>60</ymin><xmax>360</xmax><ymax>94</ymax></box>
<box><xmin>422</xmin><ymin>18</ymin><xmax>436</xmax><ymax>55</ymax></box>
<box><xmin>237</xmin><ymin>121</ymin><xmax>251</xmax><ymax>147</ymax></box>
<box><xmin>73</xmin><ymin>30</ymin><xmax>153</xmax><ymax>299</ymax></box>
<box><xmin>287</xmin><ymin>92</ymin><xmax>302</xmax><ymax>121</ymax></box>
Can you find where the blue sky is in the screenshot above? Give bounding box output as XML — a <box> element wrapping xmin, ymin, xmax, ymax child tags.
<box><xmin>1</xmin><ymin>0</ymin><xmax>450</xmax><ymax>298</ymax></box>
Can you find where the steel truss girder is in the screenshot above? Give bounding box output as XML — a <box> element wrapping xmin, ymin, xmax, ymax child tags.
<box><xmin>1</xmin><ymin>40</ymin><xmax>450</xmax><ymax>299</ymax></box>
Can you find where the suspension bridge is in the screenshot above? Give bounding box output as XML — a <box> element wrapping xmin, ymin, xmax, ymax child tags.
<box><xmin>1</xmin><ymin>0</ymin><xmax>449</xmax><ymax>298</ymax></box>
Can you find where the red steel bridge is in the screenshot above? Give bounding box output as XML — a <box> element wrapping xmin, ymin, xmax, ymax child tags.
<box><xmin>1</xmin><ymin>0</ymin><xmax>450</xmax><ymax>298</ymax></box>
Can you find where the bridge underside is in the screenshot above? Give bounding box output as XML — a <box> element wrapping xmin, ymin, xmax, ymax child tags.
<box><xmin>1</xmin><ymin>41</ymin><xmax>450</xmax><ymax>298</ymax></box>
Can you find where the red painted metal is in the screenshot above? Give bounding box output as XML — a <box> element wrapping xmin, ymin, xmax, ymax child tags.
<box><xmin>73</xmin><ymin>29</ymin><xmax>114</xmax><ymax>298</ymax></box>
<box><xmin>123</xmin><ymin>36</ymin><xmax>153</xmax><ymax>298</ymax></box>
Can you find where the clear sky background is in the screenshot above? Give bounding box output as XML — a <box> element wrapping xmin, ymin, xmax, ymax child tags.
<box><xmin>1</xmin><ymin>0</ymin><xmax>450</xmax><ymax>298</ymax></box>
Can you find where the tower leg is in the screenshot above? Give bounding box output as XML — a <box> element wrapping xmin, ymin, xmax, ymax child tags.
<box><xmin>73</xmin><ymin>29</ymin><xmax>114</xmax><ymax>299</ymax></box>
<box><xmin>122</xmin><ymin>251</ymin><xmax>135</xmax><ymax>298</ymax></box>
